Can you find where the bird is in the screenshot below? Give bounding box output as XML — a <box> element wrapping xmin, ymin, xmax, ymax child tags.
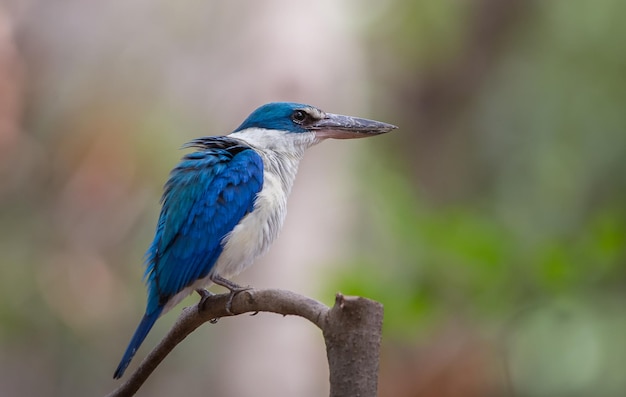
<box><xmin>113</xmin><ymin>102</ymin><xmax>397</xmax><ymax>379</ymax></box>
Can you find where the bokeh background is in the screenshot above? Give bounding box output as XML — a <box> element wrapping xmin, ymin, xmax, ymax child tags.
<box><xmin>1</xmin><ymin>0</ymin><xmax>626</xmax><ymax>396</ymax></box>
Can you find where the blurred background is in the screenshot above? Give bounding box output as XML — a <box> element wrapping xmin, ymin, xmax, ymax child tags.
<box><xmin>1</xmin><ymin>0</ymin><xmax>625</xmax><ymax>396</ymax></box>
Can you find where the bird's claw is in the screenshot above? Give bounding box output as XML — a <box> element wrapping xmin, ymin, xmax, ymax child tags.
<box><xmin>195</xmin><ymin>288</ymin><xmax>214</xmax><ymax>312</ymax></box>
<box><xmin>224</xmin><ymin>285</ymin><xmax>252</xmax><ymax>315</ymax></box>
<box><xmin>195</xmin><ymin>287</ymin><xmax>246</xmax><ymax>319</ymax></box>
<box><xmin>209</xmin><ymin>274</ymin><xmax>252</xmax><ymax>315</ymax></box>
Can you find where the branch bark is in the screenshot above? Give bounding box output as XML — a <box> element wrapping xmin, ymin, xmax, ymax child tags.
<box><xmin>106</xmin><ymin>289</ymin><xmax>384</xmax><ymax>397</ymax></box>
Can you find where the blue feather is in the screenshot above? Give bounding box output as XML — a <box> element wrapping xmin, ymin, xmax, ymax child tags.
<box><xmin>145</xmin><ymin>143</ymin><xmax>263</xmax><ymax>308</ymax></box>
<box><xmin>113</xmin><ymin>137</ymin><xmax>263</xmax><ymax>378</ymax></box>
<box><xmin>113</xmin><ymin>306</ymin><xmax>163</xmax><ymax>379</ymax></box>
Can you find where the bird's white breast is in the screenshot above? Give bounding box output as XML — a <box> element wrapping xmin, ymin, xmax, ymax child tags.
<box><xmin>210</xmin><ymin>128</ymin><xmax>317</xmax><ymax>280</ymax></box>
<box><xmin>211</xmin><ymin>169</ymin><xmax>287</xmax><ymax>278</ymax></box>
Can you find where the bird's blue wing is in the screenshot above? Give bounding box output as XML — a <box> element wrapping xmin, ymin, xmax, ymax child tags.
<box><xmin>144</xmin><ymin>137</ymin><xmax>263</xmax><ymax>313</ymax></box>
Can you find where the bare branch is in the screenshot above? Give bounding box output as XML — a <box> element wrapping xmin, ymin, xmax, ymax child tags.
<box><xmin>106</xmin><ymin>289</ymin><xmax>382</xmax><ymax>397</ymax></box>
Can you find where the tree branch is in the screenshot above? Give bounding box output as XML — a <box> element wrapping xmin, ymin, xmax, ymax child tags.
<box><xmin>106</xmin><ymin>289</ymin><xmax>383</xmax><ymax>397</ymax></box>
<box><xmin>324</xmin><ymin>295</ymin><xmax>384</xmax><ymax>396</ymax></box>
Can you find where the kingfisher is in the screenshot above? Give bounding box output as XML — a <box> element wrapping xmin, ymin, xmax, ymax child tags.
<box><xmin>113</xmin><ymin>102</ymin><xmax>397</xmax><ymax>379</ymax></box>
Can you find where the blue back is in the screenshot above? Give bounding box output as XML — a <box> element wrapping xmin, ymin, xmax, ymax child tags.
<box><xmin>144</xmin><ymin>136</ymin><xmax>263</xmax><ymax>313</ymax></box>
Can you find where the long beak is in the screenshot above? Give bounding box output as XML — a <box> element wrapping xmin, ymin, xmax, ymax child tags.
<box><xmin>310</xmin><ymin>113</ymin><xmax>398</xmax><ymax>139</ymax></box>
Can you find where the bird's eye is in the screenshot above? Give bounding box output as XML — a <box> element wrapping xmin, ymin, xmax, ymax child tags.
<box><xmin>292</xmin><ymin>110</ymin><xmax>308</xmax><ymax>124</ymax></box>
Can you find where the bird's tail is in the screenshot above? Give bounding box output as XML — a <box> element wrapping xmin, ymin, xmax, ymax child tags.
<box><xmin>113</xmin><ymin>306</ymin><xmax>163</xmax><ymax>379</ymax></box>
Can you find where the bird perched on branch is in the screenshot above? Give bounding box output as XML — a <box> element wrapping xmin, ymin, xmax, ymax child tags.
<box><xmin>113</xmin><ymin>102</ymin><xmax>397</xmax><ymax>379</ymax></box>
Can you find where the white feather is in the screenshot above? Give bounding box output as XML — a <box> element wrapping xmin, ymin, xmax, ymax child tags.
<box><xmin>214</xmin><ymin>128</ymin><xmax>319</xmax><ymax>277</ymax></box>
<box><xmin>163</xmin><ymin>128</ymin><xmax>319</xmax><ymax>310</ymax></box>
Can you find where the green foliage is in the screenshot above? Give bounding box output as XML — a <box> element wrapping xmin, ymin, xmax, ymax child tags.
<box><xmin>332</xmin><ymin>157</ymin><xmax>626</xmax><ymax>342</ymax></box>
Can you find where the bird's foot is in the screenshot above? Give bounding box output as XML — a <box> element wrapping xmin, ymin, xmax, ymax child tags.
<box><xmin>195</xmin><ymin>288</ymin><xmax>214</xmax><ymax>312</ymax></box>
<box><xmin>225</xmin><ymin>286</ymin><xmax>251</xmax><ymax>315</ymax></box>
<box><xmin>196</xmin><ymin>289</ymin><xmax>221</xmax><ymax>323</ymax></box>
<box><xmin>210</xmin><ymin>274</ymin><xmax>252</xmax><ymax>315</ymax></box>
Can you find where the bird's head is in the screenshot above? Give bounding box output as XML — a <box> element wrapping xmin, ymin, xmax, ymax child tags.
<box><xmin>231</xmin><ymin>102</ymin><xmax>397</xmax><ymax>150</ymax></box>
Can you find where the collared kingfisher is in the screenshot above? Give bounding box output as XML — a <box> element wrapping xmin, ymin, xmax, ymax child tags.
<box><xmin>113</xmin><ymin>102</ymin><xmax>397</xmax><ymax>379</ymax></box>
